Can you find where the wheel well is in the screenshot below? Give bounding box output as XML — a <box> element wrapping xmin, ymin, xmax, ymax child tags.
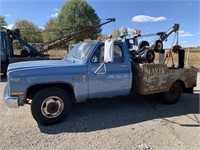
<box><xmin>176</xmin><ymin>80</ymin><xmax>194</xmax><ymax>94</ymax></box>
<box><xmin>176</xmin><ymin>80</ymin><xmax>186</xmax><ymax>92</ymax></box>
<box><xmin>26</xmin><ymin>83</ymin><xmax>76</xmax><ymax>102</ymax></box>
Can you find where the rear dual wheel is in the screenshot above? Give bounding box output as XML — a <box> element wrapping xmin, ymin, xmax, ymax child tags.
<box><xmin>161</xmin><ymin>81</ymin><xmax>182</xmax><ymax>104</ymax></box>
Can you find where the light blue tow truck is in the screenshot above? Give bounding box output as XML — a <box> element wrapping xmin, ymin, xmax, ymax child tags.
<box><xmin>4</xmin><ymin>24</ymin><xmax>198</xmax><ymax>125</ymax></box>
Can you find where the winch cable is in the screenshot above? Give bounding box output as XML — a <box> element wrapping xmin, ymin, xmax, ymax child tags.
<box><xmin>149</xmin><ymin>36</ymin><xmax>160</xmax><ymax>45</ymax></box>
<box><xmin>176</xmin><ymin>31</ymin><xmax>179</xmax><ymax>45</ymax></box>
<box><xmin>170</xmin><ymin>31</ymin><xmax>178</xmax><ymax>48</ymax></box>
<box><xmin>164</xmin><ymin>32</ymin><xmax>179</xmax><ymax>67</ymax></box>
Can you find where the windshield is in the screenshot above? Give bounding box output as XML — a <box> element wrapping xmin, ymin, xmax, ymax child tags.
<box><xmin>65</xmin><ymin>40</ymin><xmax>97</xmax><ymax>62</ymax></box>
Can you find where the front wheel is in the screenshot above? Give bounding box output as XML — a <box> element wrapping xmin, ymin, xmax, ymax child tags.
<box><xmin>31</xmin><ymin>87</ymin><xmax>72</xmax><ymax>125</ymax></box>
<box><xmin>160</xmin><ymin>81</ymin><xmax>182</xmax><ymax>104</ymax></box>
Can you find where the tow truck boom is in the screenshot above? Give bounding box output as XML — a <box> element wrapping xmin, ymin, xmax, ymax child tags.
<box><xmin>128</xmin><ymin>23</ymin><xmax>180</xmax><ymax>42</ymax></box>
<box><xmin>158</xmin><ymin>23</ymin><xmax>179</xmax><ymax>41</ymax></box>
<box><xmin>43</xmin><ymin>18</ymin><xmax>116</xmax><ymax>52</ymax></box>
<box><xmin>118</xmin><ymin>23</ymin><xmax>180</xmax><ymax>64</ymax></box>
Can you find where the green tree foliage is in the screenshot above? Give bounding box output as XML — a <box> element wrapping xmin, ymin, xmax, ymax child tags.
<box><xmin>43</xmin><ymin>18</ymin><xmax>56</xmax><ymax>42</ymax></box>
<box><xmin>13</xmin><ymin>20</ymin><xmax>43</xmax><ymax>43</ymax></box>
<box><xmin>52</xmin><ymin>0</ymin><xmax>101</xmax><ymax>43</ymax></box>
<box><xmin>0</xmin><ymin>16</ymin><xmax>7</xmax><ymax>29</ymax></box>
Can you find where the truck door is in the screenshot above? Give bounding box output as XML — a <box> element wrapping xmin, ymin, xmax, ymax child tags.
<box><xmin>88</xmin><ymin>42</ymin><xmax>132</xmax><ymax>98</ymax></box>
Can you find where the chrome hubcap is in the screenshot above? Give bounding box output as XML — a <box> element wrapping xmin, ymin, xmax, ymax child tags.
<box><xmin>41</xmin><ymin>96</ymin><xmax>64</xmax><ymax>118</ymax></box>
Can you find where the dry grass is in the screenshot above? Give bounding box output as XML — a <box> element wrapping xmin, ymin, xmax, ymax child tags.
<box><xmin>154</xmin><ymin>49</ymin><xmax>200</xmax><ymax>69</ymax></box>
<box><xmin>13</xmin><ymin>49</ymin><xmax>67</xmax><ymax>59</ymax></box>
<box><xmin>47</xmin><ymin>49</ymin><xmax>67</xmax><ymax>59</ymax></box>
<box><xmin>13</xmin><ymin>48</ymin><xmax>200</xmax><ymax>69</ymax></box>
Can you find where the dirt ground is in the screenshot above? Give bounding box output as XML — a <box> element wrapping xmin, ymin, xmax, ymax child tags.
<box><xmin>0</xmin><ymin>73</ymin><xmax>199</xmax><ymax>150</ymax></box>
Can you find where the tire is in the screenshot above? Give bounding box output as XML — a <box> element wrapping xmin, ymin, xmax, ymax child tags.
<box><xmin>143</xmin><ymin>49</ymin><xmax>155</xmax><ymax>63</ymax></box>
<box><xmin>130</xmin><ymin>50</ymin><xmax>137</xmax><ymax>60</ymax></box>
<box><xmin>172</xmin><ymin>44</ymin><xmax>182</xmax><ymax>54</ymax></box>
<box><xmin>31</xmin><ymin>87</ymin><xmax>72</xmax><ymax>125</ymax></box>
<box><xmin>20</xmin><ymin>49</ymin><xmax>29</xmax><ymax>57</ymax></box>
<box><xmin>161</xmin><ymin>81</ymin><xmax>182</xmax><ymax>104</ymax></box>
<box><xmin>152</xmin><ymin>40</ymin><xmax>163</xmax><ymax>52</ymax></box>
<box><xmin>138</xmin><ymin>41</ymin><xmax>150</xmax><ymax>53</ymax></box>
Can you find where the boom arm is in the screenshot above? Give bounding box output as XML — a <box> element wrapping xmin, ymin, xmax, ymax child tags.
<box><xmin>44</xmin><ymin>18</ymin><xmax>116</xmax><ymax>52</ymax></box>
<box><xmin>7</xmin><ymin>30</ymin><xmax>44</xmax><ymax>56</ymax></box>
<box><xmin>124</xmin><ymin>23</ymin><xmax>180</xmax><ymax>44</ymax></box>
<box><xmin>158</xmin><ymin>23</ymin><xmax>179</xmax><ymax>41</ymax></box>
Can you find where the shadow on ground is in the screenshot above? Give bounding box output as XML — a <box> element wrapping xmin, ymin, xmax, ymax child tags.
<box><xmin>39</xmin><ymin>93</ymin><xmax>200</xmax><ymax>134</ymax></box>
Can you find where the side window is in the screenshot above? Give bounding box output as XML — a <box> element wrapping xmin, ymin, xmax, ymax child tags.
<box><xmin>113</xmin><ymin>45</ymin><xmax>124</xmax><ymax>63</ymax></box>
<box><xmin>91</xmin><ymin>43</ymin><xmax>124</xmax><ymax>63</ymax></box>
<box><xmin>91</xmin><ymin>44</ymin><xmax>104</xmax><ymax>63</ymax></box>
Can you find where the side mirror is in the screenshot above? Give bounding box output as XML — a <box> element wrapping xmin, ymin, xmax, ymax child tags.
<box><xmin>94</xmin><ymin>39</ymin><xmax>114</xmax><ymax>74</ymax></box>
<box><xmin>104</xmin><ymin>39</ymin><xmax>114</xmax><ymax>63</ymax></box>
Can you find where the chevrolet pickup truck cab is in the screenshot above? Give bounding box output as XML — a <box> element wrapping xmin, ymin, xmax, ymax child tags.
<box><xmin>4</xmin><ymin>40</ymin><xmax>197</xmax><ymax>125</ymax></box>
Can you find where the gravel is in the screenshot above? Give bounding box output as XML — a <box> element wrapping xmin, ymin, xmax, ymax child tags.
<box><xmin>0</xmin><ymin>74</ymin><xmax>200</xmax><ymax>150</ymax></box>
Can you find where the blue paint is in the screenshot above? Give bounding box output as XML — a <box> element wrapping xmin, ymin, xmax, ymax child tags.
<box><xmin>4</xmin><ymin>40</ymin><xmax>132</xmax><ymax>107</ymax></box>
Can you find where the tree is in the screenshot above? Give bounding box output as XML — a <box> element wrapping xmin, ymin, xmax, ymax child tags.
<box><xmin>0</xmin><ymin>16</ymin><xmax>7</xmax><ymax>29</ymax></box>
<box><xmin>52</xmin><ymin>0</ymin><xmax>101</xmax><ymax>43</ymax></box>
<box><xmin>112</xmin><ymin>29</ymin><xmax>121</xmax><ymax>39</ymax></box>
<box><xmin>43</xmin><ymin>18</ymin><xmax>56</xmax><ymax>42</ymax></box>
<box><xmin>13</xmin><ymin>20</ymin><xmax>43</xmax><ymax>43</ymax></box>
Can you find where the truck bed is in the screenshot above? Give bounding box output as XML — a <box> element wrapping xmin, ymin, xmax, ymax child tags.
<box><xmin>132</xmin><ymin>63</ymin><xmax>198</xmax><ymax>95</ymax></box>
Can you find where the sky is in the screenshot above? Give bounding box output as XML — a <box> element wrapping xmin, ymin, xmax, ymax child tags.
<box><xmin>0</xmin><ymin>0</ymin><xmax>200</xmax><ymax>48</ymax></box>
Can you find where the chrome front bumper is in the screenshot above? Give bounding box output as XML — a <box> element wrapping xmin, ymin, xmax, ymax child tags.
<box><xmin>4</xmin><ymin>86</ymin><xmax>19</xmax><ymax>108</ymax></box>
